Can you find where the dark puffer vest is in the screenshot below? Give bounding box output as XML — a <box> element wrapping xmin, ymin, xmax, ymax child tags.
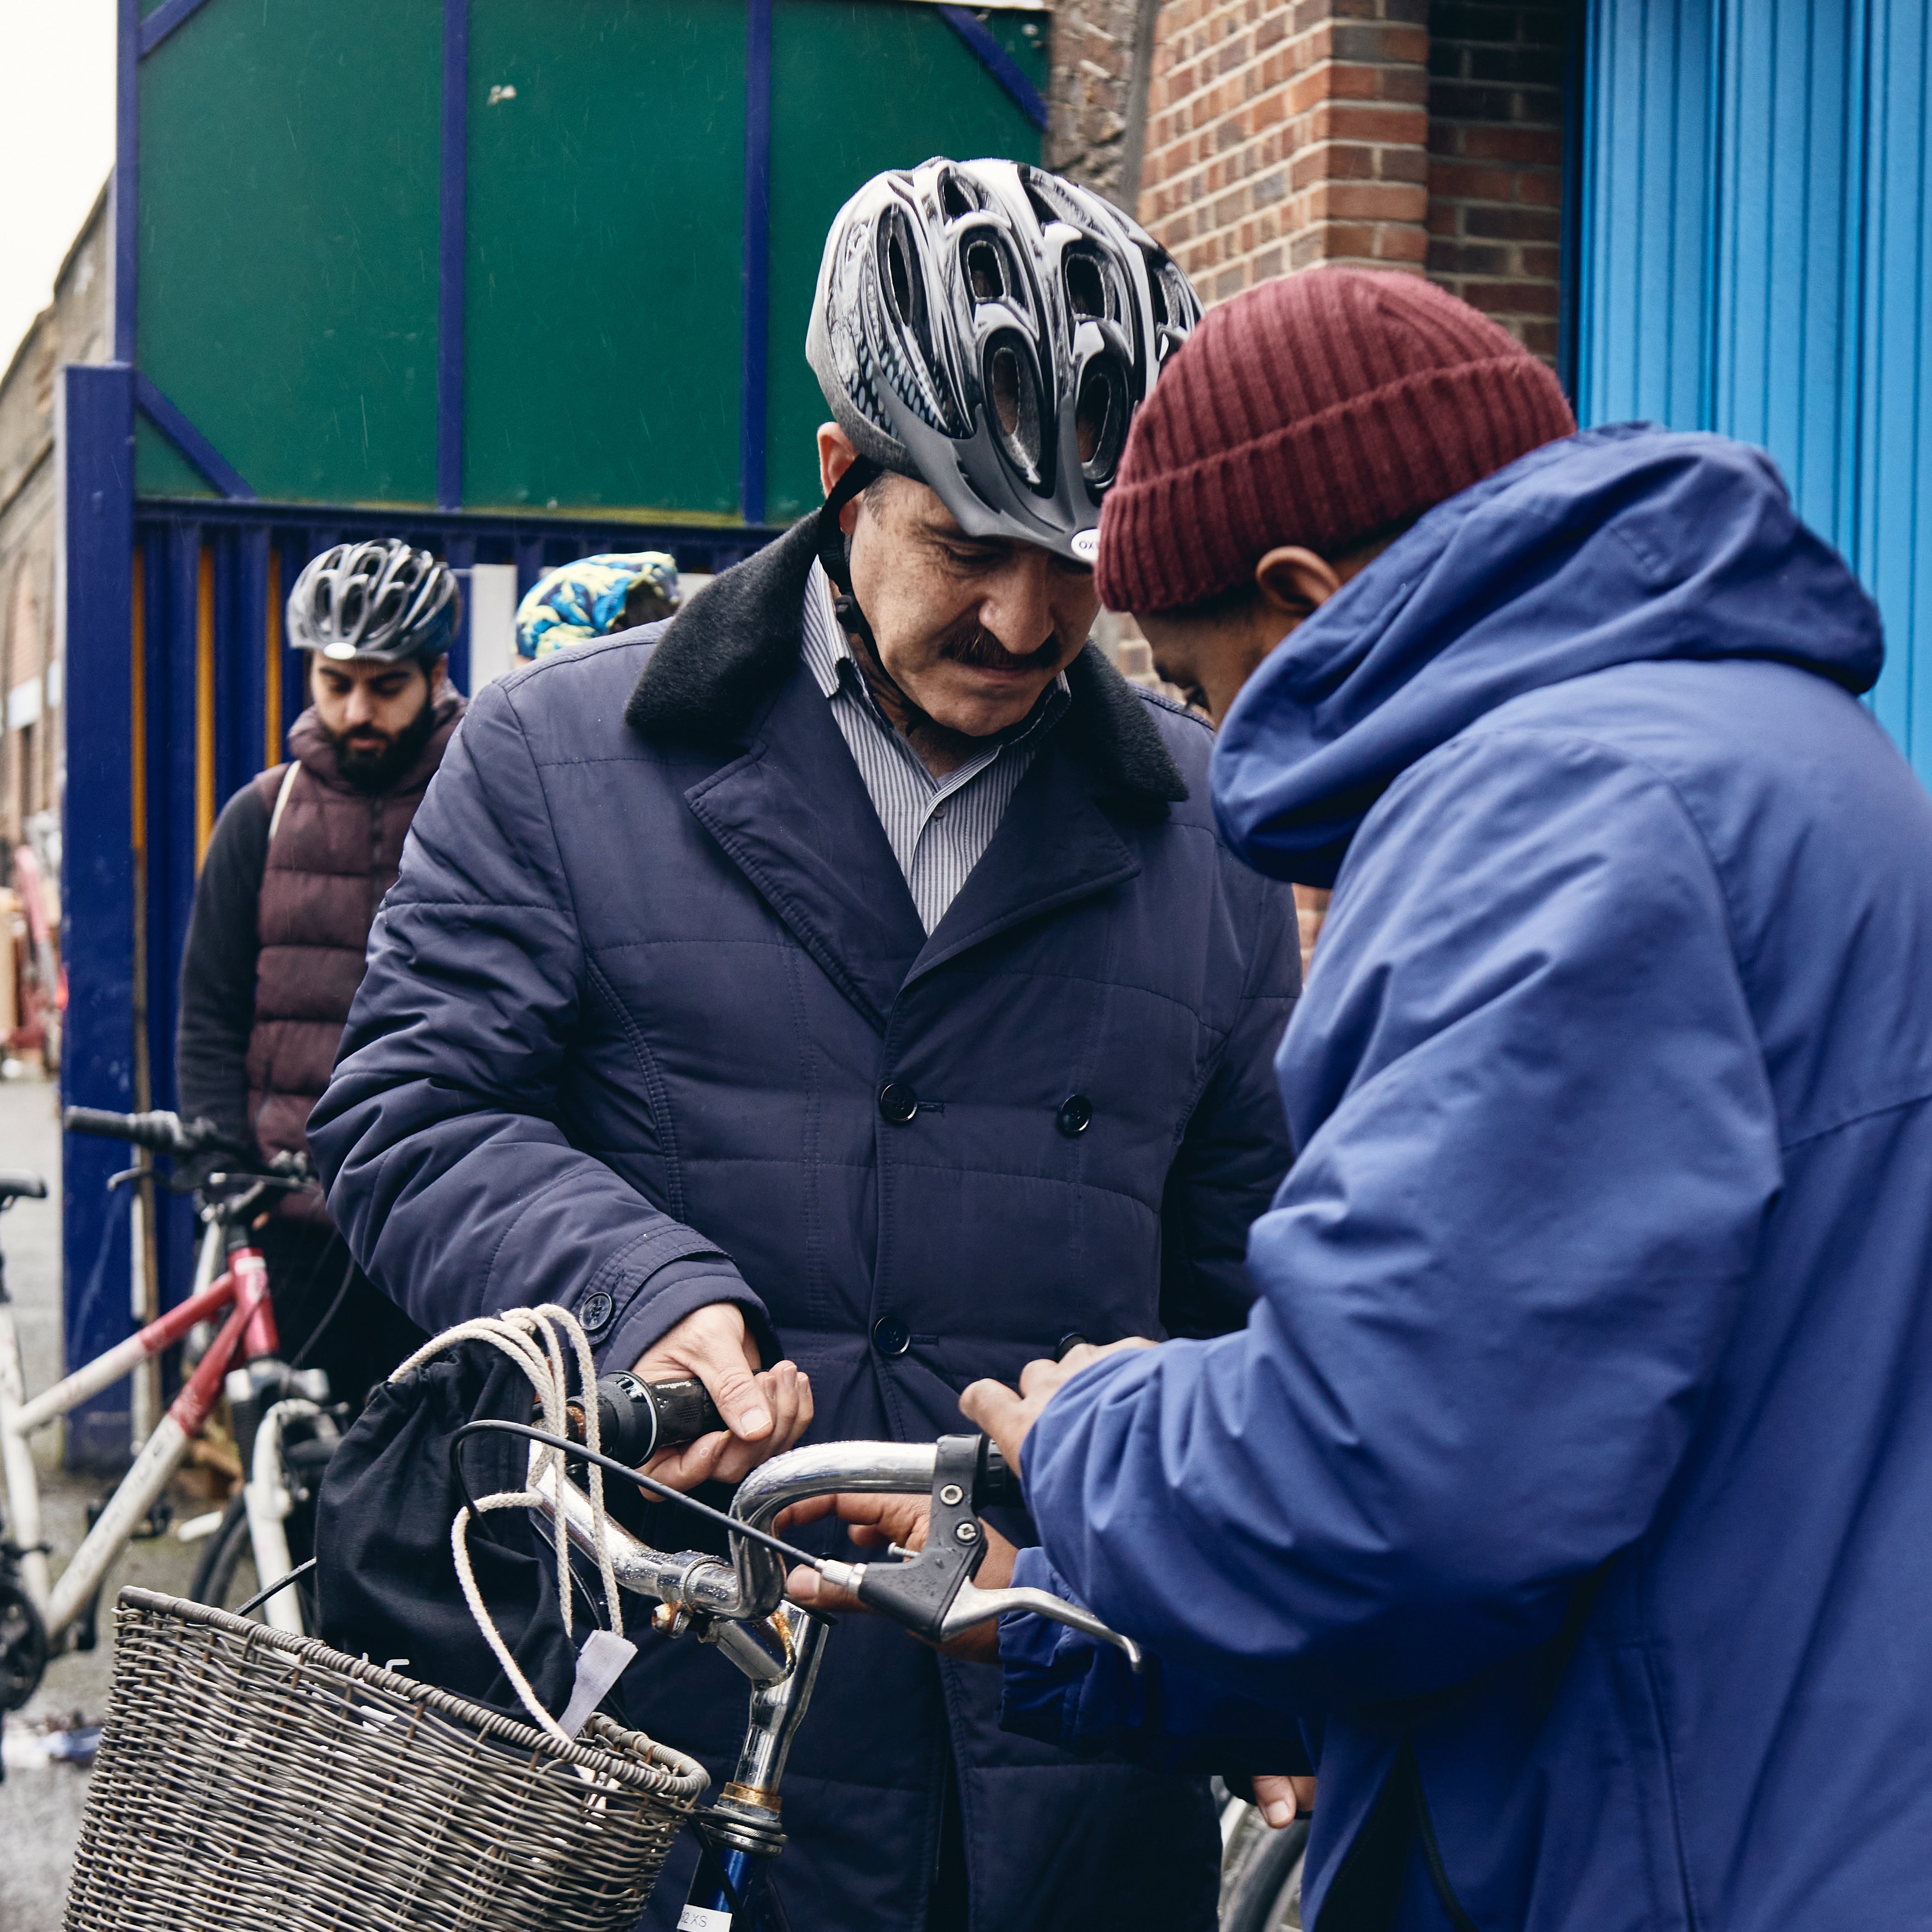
<box><xmin>246</xmin><ymin>691</ymin><xmax>465</xmax><ymax>1168</ymax></box>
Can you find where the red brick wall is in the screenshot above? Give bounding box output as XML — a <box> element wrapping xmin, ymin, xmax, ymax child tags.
<box><xmin>1136</xmin><ymin>0</ymin><xmax>1433</xmax><ymax>303</ymax></box>
<box><xmin>1424</xmin><ymin>3</ymin><xmax>1569</xmax><ymax>362</ymax></box>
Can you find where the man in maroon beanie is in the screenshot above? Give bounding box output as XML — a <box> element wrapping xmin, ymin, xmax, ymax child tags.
<box><xmin>964</xmin><ymin>267</ymin><xmax>1932</xmax><ymax>1930</ymax></box>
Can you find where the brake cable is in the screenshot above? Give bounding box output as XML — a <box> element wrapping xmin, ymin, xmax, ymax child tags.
<box><xmin>448</xmin><ymin>1419</ymin><xmax>836</xmax><ymax>1578</ymax></box>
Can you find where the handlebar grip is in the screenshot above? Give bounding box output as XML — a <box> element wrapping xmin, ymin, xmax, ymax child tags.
<box><xmin>63</xmin><ymin>1107</ymin><xmax>185</xmax><ymax>1152</ymax></box>
<box><xmin>976</xmin><ymin>1439</ymin><xmax>1023</xmax><ymax>1510</ymax></box>
<box><xmin>562</xmin><ymin>1372</ymin><xmax>729</xmax><ymax>1464</ymax></box>
<box><xmin>632</xmin><ymin>1376</ymin><xmax>728</xmax><ymax>1452</ymax></box>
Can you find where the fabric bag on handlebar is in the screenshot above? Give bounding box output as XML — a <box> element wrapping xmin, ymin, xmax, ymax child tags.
<box><xmin>314</xmin><ymin>1340</ymin><xmax>577</xmax><ymax>1719</ymax></box>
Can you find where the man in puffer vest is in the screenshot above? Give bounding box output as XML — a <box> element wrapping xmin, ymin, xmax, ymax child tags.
<box><xmin>176</xmin><ymin>539</ymin><xmax>466</xmax><ymax>1406</ymax></box>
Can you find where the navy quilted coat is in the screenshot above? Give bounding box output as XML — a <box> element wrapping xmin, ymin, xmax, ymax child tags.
<box><xmin>308</xmin><ymin>517</ymin><xmax>1301</xmax><ymax>1932</ymax></box>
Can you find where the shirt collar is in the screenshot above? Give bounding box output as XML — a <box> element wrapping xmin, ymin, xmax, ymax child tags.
<box><xmin>801</xmin><ymin>561</ymin><xmax>1072</xmax><ymax>745</ymax></box>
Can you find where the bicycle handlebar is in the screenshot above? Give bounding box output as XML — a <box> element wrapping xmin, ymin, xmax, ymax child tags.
<box><xmin>64</xmin><ymin>1107</ymin><xmax>235</xmax><ymax>1158</ymax></box>
<box><xmin>63</xmin><ymin>1107</ymin><xmax>315</xmax><ymax>1190</ymax></box>
<box><xmin>534</xmin><ymin>1424</ymin><xmax>1142</xmax><ymax>1673</ymax></box>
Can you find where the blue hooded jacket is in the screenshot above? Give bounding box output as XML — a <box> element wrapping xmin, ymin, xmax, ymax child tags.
<box><xmin>1002</xmin><ymin>426</ymin><xmax>1932</xmax><ymax>1929</ymax></box>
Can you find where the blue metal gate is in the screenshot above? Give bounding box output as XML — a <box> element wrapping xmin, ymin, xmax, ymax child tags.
<box><xmin>1574</xmin><ymin>0</ymin><xmax>1932</xmax><ymax>780</ymax></box>
<box><xmin>61</xmin><ymin>359</ymin><xmax>776</xmax><ymax>1465</ymax></box>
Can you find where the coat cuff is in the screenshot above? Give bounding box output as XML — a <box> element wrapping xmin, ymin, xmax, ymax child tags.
<box><xmin>999</xmin><ymin>1549</ymin><xmax>1311</xmax><ymax>1775</ymax></box>
<box><xmin>589</xmin><ymin>1254</ymin><xmax>778</xmax><ymax>1375</ymax></box>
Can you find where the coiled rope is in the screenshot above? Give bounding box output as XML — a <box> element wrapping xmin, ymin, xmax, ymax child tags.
<box><xmin>389</xmin><ymin>1304</ymin><xmax>623</xmax><ymax>1743</ymax></box>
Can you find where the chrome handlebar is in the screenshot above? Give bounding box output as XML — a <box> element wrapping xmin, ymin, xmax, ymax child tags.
<box><xmin>530</xmin><ymin>1434</ymin><xmax>1143</xmax><ymax>1679</ymax></box>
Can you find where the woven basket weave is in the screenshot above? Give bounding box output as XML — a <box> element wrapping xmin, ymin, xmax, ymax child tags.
<box><xmin>65</xmin><ymin>1589</ymin><xmax>708</xmax><ymax>1932</ymax></box>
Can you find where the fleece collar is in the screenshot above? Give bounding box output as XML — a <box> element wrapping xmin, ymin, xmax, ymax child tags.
<box><xmin>625</xmin><ymin>515</ymin><xmax>1187</xmax><ymax>809</ymax></box>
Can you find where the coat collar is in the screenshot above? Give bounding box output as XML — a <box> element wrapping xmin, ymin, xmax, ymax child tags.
<box><xmin>625</xmin><ymin>514</ymin><xmax>1188</xmax><ymax>811</ymax></box>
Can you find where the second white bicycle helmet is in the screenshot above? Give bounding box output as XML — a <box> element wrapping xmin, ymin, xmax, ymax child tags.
<box><xmin>806</xmin><ymin>158</ymin><xmax>1202</xmax><ymax>562</ymax></box>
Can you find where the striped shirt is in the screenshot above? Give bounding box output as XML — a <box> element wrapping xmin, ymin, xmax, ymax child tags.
<box><xmin>800</xmin><ymin>562</ymin><xmax>1069</xmax><ymax>933</ymax></box>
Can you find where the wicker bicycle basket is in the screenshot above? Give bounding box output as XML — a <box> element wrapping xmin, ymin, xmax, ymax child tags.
<box><xmin>64</xmin><ymin>1589</ymin><xmax>708</xmax><ymax>1932</ymax></box>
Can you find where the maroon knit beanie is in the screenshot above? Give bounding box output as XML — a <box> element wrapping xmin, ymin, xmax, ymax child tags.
<box><xmin>1095</xmin><ymin>268</ymin><xmax>1577</xmax><ymax>614</ymax></box>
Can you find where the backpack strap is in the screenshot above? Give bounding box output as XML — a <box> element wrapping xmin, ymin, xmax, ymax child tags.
<box><xmin>253</xmin><ymin>762</ymin><xmax>301</xmax><ymax>843</ymax></box>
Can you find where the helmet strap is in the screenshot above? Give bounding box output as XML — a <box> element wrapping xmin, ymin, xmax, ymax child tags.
<box><xmin>814</xmin><ymin>457</ymin><xmax>936</xmax><ymax>735</ymax></box>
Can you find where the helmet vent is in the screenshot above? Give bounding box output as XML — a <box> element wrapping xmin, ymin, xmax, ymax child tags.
<box><xmin>1075</xmin><ymin>359</ymin><xmax>1127</xmax><ymax>482</ymax></box>
<box><xmin>986</xmin><ymin>336</ymin><xmax>1042</xmax><ymax>482</ymax></box>
<box><xmin>940</xmin><ymin>172</ymin><xmax>976</xmax><ymax>221</ymax></box>
<box><xmin>1065</xmin><ymin>255</ymin><xmax>1106</xmax><ymax>321</ymax></box>
<box><xmin>966</xmin><ymin>240</ymin><xmax>1005</xmax><ymax>303</ymax></box>
<box><xmin>885</xmin><ymin>221</ymin><xmax>917</xmax><ymax>327</ymax></box>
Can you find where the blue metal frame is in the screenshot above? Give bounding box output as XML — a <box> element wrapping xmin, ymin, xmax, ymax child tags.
<box><xmin>59</xmin><ymin>365</ymin><xmax>139</xmax><ymax>1471</ymax></box>
<box><xmin>69</xmin><ymin>0</ymin><xmax>1036</xmax><ymax>1456</ymax></box>
<box><xmin>937</xmin><ymin>6</ymin><xmax>1048</xmax><ymax>131</ymax></box>
<box><xmin>740</xmin><ymin>0</ymin><xmax>774</xmax><ymax>529</ymax></box>
<box><xmin>113</xmin><ymin>0</ymin><xmax>138</xmax><ymax>366</ymax></box>
<box><xmin>134</xmin><ymin>373</ymin><xmax>255</xmax><ymax>499</ymax></box>
<box><xmin>137</xmin><ymin>0</ymin><xmax>220</xmax><ymax>57</ymax></box>
<box><xmin>439</xmin><ymin>0</ymin><xmax>470</xmax><ymax>511</ymax></box>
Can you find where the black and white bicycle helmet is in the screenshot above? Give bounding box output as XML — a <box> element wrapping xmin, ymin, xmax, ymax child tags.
<box><xmin>807</xmin><ymin>158</ymin><xmax>1202</xmax><ymax>564</ymax></box>
<box><xmin>287</xmin><ymin>540</ymin><xmax>461</xmax><ymax>664</ymax></box>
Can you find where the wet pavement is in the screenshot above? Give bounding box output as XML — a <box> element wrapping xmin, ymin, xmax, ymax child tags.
<box><xmin>0</xmin><ymin>1077</ymin><xmax>205</xmax><ymax>1932</ymax></box>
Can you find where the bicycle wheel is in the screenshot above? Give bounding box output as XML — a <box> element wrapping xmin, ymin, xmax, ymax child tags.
<box><xmin>1219</xmin><ymin>1804</ymin><xmax>1310</xmax><ymax>1932</ymax></box>
<box><xmin>188</xmin><ymin>1492</ymin><xmax>259</xmax><ymax>1613</ymax></box>
<box><xmin>189</xmin><ymin>1471</ymin><xmax>323</xmax><ymax>1626</ymax></box>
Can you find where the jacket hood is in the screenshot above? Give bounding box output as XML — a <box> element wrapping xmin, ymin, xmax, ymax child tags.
<box><xmin>1211</xmin><ymin>424</ymin><xmax>1885</xmax><ymax>885</ymax></box>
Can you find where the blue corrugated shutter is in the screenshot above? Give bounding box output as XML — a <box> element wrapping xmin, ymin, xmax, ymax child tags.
<box><xmin>1576</xmin><ymin>0</ymin><xmax>1932</xmax><ymax>782</ymax></box>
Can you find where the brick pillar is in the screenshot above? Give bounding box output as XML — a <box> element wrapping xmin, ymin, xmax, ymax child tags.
<box><xmin>1047</xmin><ymin>0</ymin><xmax>1162</xmax><ymax>209</ymax></box>
<box><xmin>1424</xmin><ymin>4</ymin><xmax>1568</xmax><ymax>363</ymax></box>
<box><xmin>1137</xmin><ymin>0</ymin><xmax>1431</xmax><ymax>305</ymax></box>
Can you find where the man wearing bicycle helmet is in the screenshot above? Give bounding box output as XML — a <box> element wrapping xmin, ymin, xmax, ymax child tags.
<box><xmin>310</xmin><ymin>161</ymin><xmax>1300</xmax><ymax>1931</ymax></box>
<box><xmin>177</xmin><ymin>539</ymin><xmax>465</xmax><ymax>1406</ymax></box>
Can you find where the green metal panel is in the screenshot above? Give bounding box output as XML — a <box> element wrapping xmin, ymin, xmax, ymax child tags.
<box><xmin>133</xmin><ymin>0</ymin><xmax>1043</xmax><ymax>519</ymax></box>
<box><xmin>462</xmin><ymin>0</ymin><xmax>748</xmax><ymax>518</ymax></box>
<box><xmin>761</xmin><ymin>1</ymin><xmax>1047</xmax><ymax>524</ymax></box>
<box><xmin>136</xmin><ymin>0</ymin><xmax>442</xmax><ymax>503</ymax></box>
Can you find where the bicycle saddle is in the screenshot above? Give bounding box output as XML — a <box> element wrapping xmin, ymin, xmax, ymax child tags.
<box><xmin>0</xmin><ymin>1170</ymin><xmax>48</xmax><ymax>1203</ymax></box>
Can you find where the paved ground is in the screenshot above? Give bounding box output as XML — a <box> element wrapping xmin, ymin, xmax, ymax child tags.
<box><xmin>0</xmin><ymin>1077</ymin><xmax>204</xmax><ymax>1932</ymax></box>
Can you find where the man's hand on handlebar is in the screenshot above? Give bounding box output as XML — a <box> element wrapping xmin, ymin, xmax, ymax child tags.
<box><xmin>960</xmin><ymin>1337</ymin><xmax>1157</xmax><ymax>1477</ymax></box>
<box><xmin>776</xmin><ymin>1493</ymin><xmax>1018</xmax><ymax>1665</ymax></box>
<box><xmin>631</xmin><ymin>1302</ymin><xmax>814</xmax><ymax>1490</ymax></box>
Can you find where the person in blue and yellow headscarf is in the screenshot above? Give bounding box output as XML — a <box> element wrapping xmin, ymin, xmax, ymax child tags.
<box><xmin>513</xmin><ymin>552</ymin><xmax>682</xmax><ymax>660</ymax></box>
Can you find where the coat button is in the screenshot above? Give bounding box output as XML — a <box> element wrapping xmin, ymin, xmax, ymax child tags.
<box><xmin>580</xmin><ymin>1291</ymin><xmax>614</xmax><ymax>1333</ymax></box>
<box><xmin>1056</xmin><ymin>1093</ymin><xmax>1093</xmax><ymax>1137</ymax></box>
<box><xmin>878</xmin><ymin>1081</ymin><xmax>920</xmax><ymax>1125</ymax></box>
<box><xmin>872</xmin><ymin>1315</ymin><xmax>912</xmax><ymax>1358</ymax></box>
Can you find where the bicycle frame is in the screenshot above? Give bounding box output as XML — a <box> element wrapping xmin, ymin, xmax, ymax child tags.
<box><xmin>0</xmin><ymin>1245</ymin><xmax>276</xmax><ymax>1641</ymax></box>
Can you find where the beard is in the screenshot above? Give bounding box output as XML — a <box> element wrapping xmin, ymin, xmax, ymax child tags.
<box><xmin>326</xmin><ymin>693</ymin><xmax>438</xmax><ymax>793</ymax></box>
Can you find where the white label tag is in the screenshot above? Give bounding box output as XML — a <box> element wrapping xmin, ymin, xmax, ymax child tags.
<box><xmin>677</xmin><ymin>1907</ymin><xmax>733</xmax><ymax>1932</ymax></box>
<box><xmin>558</xmin><ymin>1629</ymin><xmax>638</xmax><ymax>1737</ymax></box>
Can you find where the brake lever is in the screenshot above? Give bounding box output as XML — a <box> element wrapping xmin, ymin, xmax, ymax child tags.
<box><xmin>938</xmin><ymin>1581</ymin><xmax>1143</xmax><ymax>1672</ymax></box>
<box><xmin>835</xmin><ymin>1434</ymin><xmax>1144</xmax><ymax>1672</ymax></box>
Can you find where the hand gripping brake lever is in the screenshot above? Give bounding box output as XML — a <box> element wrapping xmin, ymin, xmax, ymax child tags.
<box><xmin>825</xmin><ymin>1433</ymin><xmax>1144</xmax><ymax>1672</ymax></box>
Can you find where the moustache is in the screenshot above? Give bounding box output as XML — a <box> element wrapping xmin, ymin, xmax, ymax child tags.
<box><xmin>938</xmin><ymin>623</ymin><xmax>1066</xmax><ymax>674</ymax></box>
